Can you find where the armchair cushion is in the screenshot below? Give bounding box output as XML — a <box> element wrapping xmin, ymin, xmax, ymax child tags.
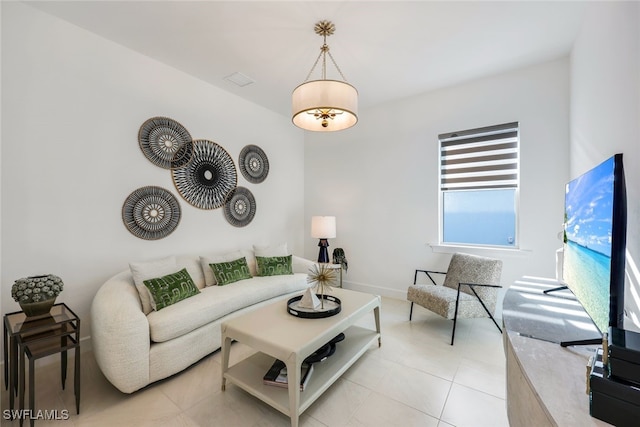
<box><xmin>407</xmin><ymin>283</ymin><xmax>492</xmax><ymax>319</ymax></box>
<box><xmin>407</xmin><ymin>284</ymin><xmax>456</xmax><ymax>318</ymax></box>
<box><xmin>442</xmin><ymin>253</ymin><xmax>502</xmax><ymax>314</ymax></box>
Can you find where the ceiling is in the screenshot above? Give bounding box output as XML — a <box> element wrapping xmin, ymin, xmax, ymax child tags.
<box><xmin>26</xmin><ymin>1</ymin><xmax>588</xmax><ymax>118</ymax></box>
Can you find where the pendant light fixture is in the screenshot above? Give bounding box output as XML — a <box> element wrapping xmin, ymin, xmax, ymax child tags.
<box><xmin>292</xmin><ymin>20</ymin><xmax>358</xmax><ymax>132</ymax></box>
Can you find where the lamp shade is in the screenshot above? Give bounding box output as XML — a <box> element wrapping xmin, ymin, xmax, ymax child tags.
<box><xmin>311</xmin><ymin>216</ymin><xmax>336</xmax><ymax>239</ymax></box>
<box><xmin>292</xmin><ymin>80</ymin><xmax>358</xmax><ymax>132</ymax></box>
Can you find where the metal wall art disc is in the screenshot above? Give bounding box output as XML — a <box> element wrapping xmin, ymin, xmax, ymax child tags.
<box><xmin>172</xmin><ymin>139</ymin><xmax>237</xmax><ymax>210</ymax></box>
<box><xmin>139</xmin><ymin>117</ymin><xmax>193</xmax><ymax>169</ymax></box>
<box><xmin>239</xmin><ymin>144</ymin><xmax>269</xmax><ymax>183</ymax></box>
<box><xmin>122</xmin><ymin>186</ymin><xmax>181</xmax><ymax>240</ymax></box>
<box><xmin>223</xmin><ymin>186</ymin><xmax>256</xmax><ymax>227</ymax></box>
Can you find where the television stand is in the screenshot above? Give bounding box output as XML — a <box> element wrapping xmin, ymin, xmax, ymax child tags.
<box><xmin>542</xmin><ymin>285</ymin><xmax>568</xmax><ymax>295</ymax></box>
<box><xmin>540</xmin><ymin>282</ymin><xmax>604</xmax><ymax>347</ymax></box>
<box><xmin>503</xmin><ymin>277</ymin><xmax>613</xmax><ymax>426</ymax></box>
<box><xmin>560</xmin><ymin>337</ymin><xmax>602</xmax><ymax>347</ymax></box>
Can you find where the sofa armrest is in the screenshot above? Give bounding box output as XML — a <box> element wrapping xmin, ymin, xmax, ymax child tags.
<box><xmin>292</xmin><ymin>255</ymin><xmax>315</xmax><ymax>274</ymax></box>
<box><xmin>91</xmin><ymin>271</ymin><xmax>151</xmax><ymax>393</ymax></box>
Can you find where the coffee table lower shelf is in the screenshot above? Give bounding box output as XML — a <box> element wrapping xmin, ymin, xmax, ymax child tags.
<box><xmin>223</xmin><ymin>325</ymin><xmax>379</xmax><ymax>416</ymax></box>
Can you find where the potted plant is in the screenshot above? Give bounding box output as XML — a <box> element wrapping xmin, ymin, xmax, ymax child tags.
<box><xmin>332</xmin><ymin>248</ymin><xmax>348</xmax><ymax>272</ymax></box>
<box><xmin>11</xmin><ymin>274</ymin><xmax>64</xmax><ymax>317</ymax></box>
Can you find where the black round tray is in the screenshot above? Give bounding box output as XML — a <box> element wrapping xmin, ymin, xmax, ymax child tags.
<box><xmin>287</xmin><ymin>294</ymin><xmax>342</xmax><ymax>318</ymax></box>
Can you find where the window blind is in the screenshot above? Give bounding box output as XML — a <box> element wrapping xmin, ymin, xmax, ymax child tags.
<box><xmin>439</xmin><ymin>122</ymin><xmax>519</xmax><ymax>191</ymax></box>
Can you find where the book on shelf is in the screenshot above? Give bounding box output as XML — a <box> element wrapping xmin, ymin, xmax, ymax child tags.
<box><xmin>263</xmin><ymin>359</ymin><xmax>314</xmax><ymax>391</ymax></box>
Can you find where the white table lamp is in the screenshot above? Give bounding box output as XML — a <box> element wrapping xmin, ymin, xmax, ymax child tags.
<box><xmin>311</xmin><ymin>216</ymin><xmax>336</xmax><ymax>263</ymax></box>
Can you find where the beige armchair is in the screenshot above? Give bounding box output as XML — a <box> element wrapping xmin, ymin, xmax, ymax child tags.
<box><xmin>407</xmin><ymin>252</ymin><xmax>503</xmax><ymax>345</ymax></box>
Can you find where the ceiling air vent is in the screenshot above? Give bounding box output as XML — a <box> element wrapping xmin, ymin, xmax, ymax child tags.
<box><xmin>224</xmin><ymin>72</ymin><xmax>255</xmax><ymax>87</ymax></box>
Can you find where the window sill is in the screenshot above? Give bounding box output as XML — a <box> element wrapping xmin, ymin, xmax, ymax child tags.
<box><xmin>428</xmin><ymin>243</ymin><xmax>532</xmax><ymax>258</ymax></box>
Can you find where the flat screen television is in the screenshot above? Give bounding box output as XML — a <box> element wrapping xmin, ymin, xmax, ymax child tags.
<box><xmin>562</xmin><ymin>153</ymin><xmax>627</xmax><ymax>341</ymax></box>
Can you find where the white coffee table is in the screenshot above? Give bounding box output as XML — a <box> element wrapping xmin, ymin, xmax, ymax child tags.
<box><xmin>221</xmin><ymin>287</ymin><xmax>381</xmax><ymax>427</ymax></box>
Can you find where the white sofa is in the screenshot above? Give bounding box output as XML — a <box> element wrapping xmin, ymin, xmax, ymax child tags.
<box><xmin>91</xmin><ymin>249</ymin><xmax>314</xmax><ymax>393</ymax></box>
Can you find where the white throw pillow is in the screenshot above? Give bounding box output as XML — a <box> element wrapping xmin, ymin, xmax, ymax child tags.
<box><xmin>199</xmin><ymin>250</ymin><xmax>244</xmax><ymax>287</ymax></box>
<box><xmin>242</xmin><ymin>249</ymin><xmax>258</xmax><ymax>277</ymax></box>
<box><xmin>253</xmin><ymin>243</ymin><xmax>289</xmax><ymax>257</ymax></box>
<box><xmin>129</xmin><ymin>256</ymin><xmax>178</xmax><ymax>315</ymax></box>
<box><xmin>177</xmin><ymin>255</ymin><xmax>206</xmax><ymax>290</ymax></box>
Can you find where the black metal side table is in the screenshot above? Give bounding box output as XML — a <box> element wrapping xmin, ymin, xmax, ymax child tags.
<box><xmin>3</xmin><ymin>303</ymin><xmax>80</xmax><ymax>426</ymax></box>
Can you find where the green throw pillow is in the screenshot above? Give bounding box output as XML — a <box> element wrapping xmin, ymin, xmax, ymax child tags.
<box><xmin>256</xmin><ymin>255</ymin><xmax>293</xmax><ymax>277</ymax></box>
<box><xmin>210</xmin><ymin>257</ymin><xmax>252</xmax><ymax>286</ymax></box>
<box><xmin>143</xmin><ymin>268</ymin><xmax>200</xmax><ymax>311</ymax></box>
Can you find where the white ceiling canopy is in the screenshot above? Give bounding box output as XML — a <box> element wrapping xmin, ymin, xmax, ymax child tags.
<box><xmin>26</xmin><ymin>1</ymin><xmax>587</xmax><ymax>119</ymax></box>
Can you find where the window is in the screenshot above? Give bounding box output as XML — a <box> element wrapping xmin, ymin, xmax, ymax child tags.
<box><xmin>439</xmin><ymin>122</ymin><xmax>519</xmax><ymax>248</ymax></box>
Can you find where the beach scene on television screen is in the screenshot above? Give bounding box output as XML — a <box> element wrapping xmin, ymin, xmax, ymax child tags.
<box><xmin>563</xmin><ymin>156</ymin><xmax>615</xmax><ymax>333</ymax></box>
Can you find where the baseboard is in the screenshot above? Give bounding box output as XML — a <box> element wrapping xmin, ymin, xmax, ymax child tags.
<box><xmin>343</xmin><ymin>281</ymin><xmax>407</xmax><ymax>300</ymax></box>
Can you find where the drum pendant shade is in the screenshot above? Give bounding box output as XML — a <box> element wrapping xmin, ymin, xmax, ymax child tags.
<box><xmin>291</xmin><ymin>20</ymin><xmax>358</xmax><ymax>132</ymax></box>
<box><xmin>292</xmin><ymin>80</ymin><xmax>358</xmax><ymax>132</ymax></box>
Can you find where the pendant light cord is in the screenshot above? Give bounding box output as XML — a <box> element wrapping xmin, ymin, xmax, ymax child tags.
<box><xmin>303</xmin><ymin>25</ymin><xmax>348</xmax><ymax>83</ymax></box>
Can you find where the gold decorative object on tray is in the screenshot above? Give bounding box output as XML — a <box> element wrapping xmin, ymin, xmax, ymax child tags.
<box><xmin>287</xmin><ymin>263</ymin><xmax>342</xmax><ymax>318</ymax></box>
<box><xmin>307</xmin><ymin>263</ymin><xmax>337</xmax><ymax>309</ymax></box>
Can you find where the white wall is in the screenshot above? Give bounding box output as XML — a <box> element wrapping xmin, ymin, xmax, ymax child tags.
<box><xmin>1</xmin><ymin>2</ymin><xmax>305</xmax><ymax>338</ymax></box>
<box><xmin>304</xmin><ymin>58</ymin><xmax>571</xmax><ymax>311</ymax></box>
<box><xmin>570</xmin><ymin>1</ymin><xmax>640</xmax><ymax>331</ymax></box>
<box><xmin>7</xmin><ymin>1</ymin><xmax>637</xmax><ymax>343</ymax></box>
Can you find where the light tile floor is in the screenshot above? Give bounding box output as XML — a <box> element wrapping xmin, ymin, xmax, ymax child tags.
<box><xmin>1</xmin><ymin>297</ymin><xmax>508</xmax><ymax>426</ymax></box>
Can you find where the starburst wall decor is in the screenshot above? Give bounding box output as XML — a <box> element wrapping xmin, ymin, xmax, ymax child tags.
<box><xmin>223</xmin><ymin>186</ymin><xmax>256</xmax><ymax>227</ymax></box>
<box><xmin>124</xmin><ymin>117</ymin><xmax>270</xmax><ymax>238</ymax></box>
<box><xmin>171</xmin><ymin>139</ymin><xmax>237</xmax><ymax>210</ymax></box>
<box><xmin>138</xmin><ymin>117</ymin><xmax>193</xmax><ymax>169</ymax></box>
<box><xmin>122</xmin><ymin>186</ymin><xmax>181</xmax><ymax>240</ymax></box>
<box><xmin>239</xmin><ymin>144</ymin><xmax>269</xmax><ymax>184</ymax></box>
